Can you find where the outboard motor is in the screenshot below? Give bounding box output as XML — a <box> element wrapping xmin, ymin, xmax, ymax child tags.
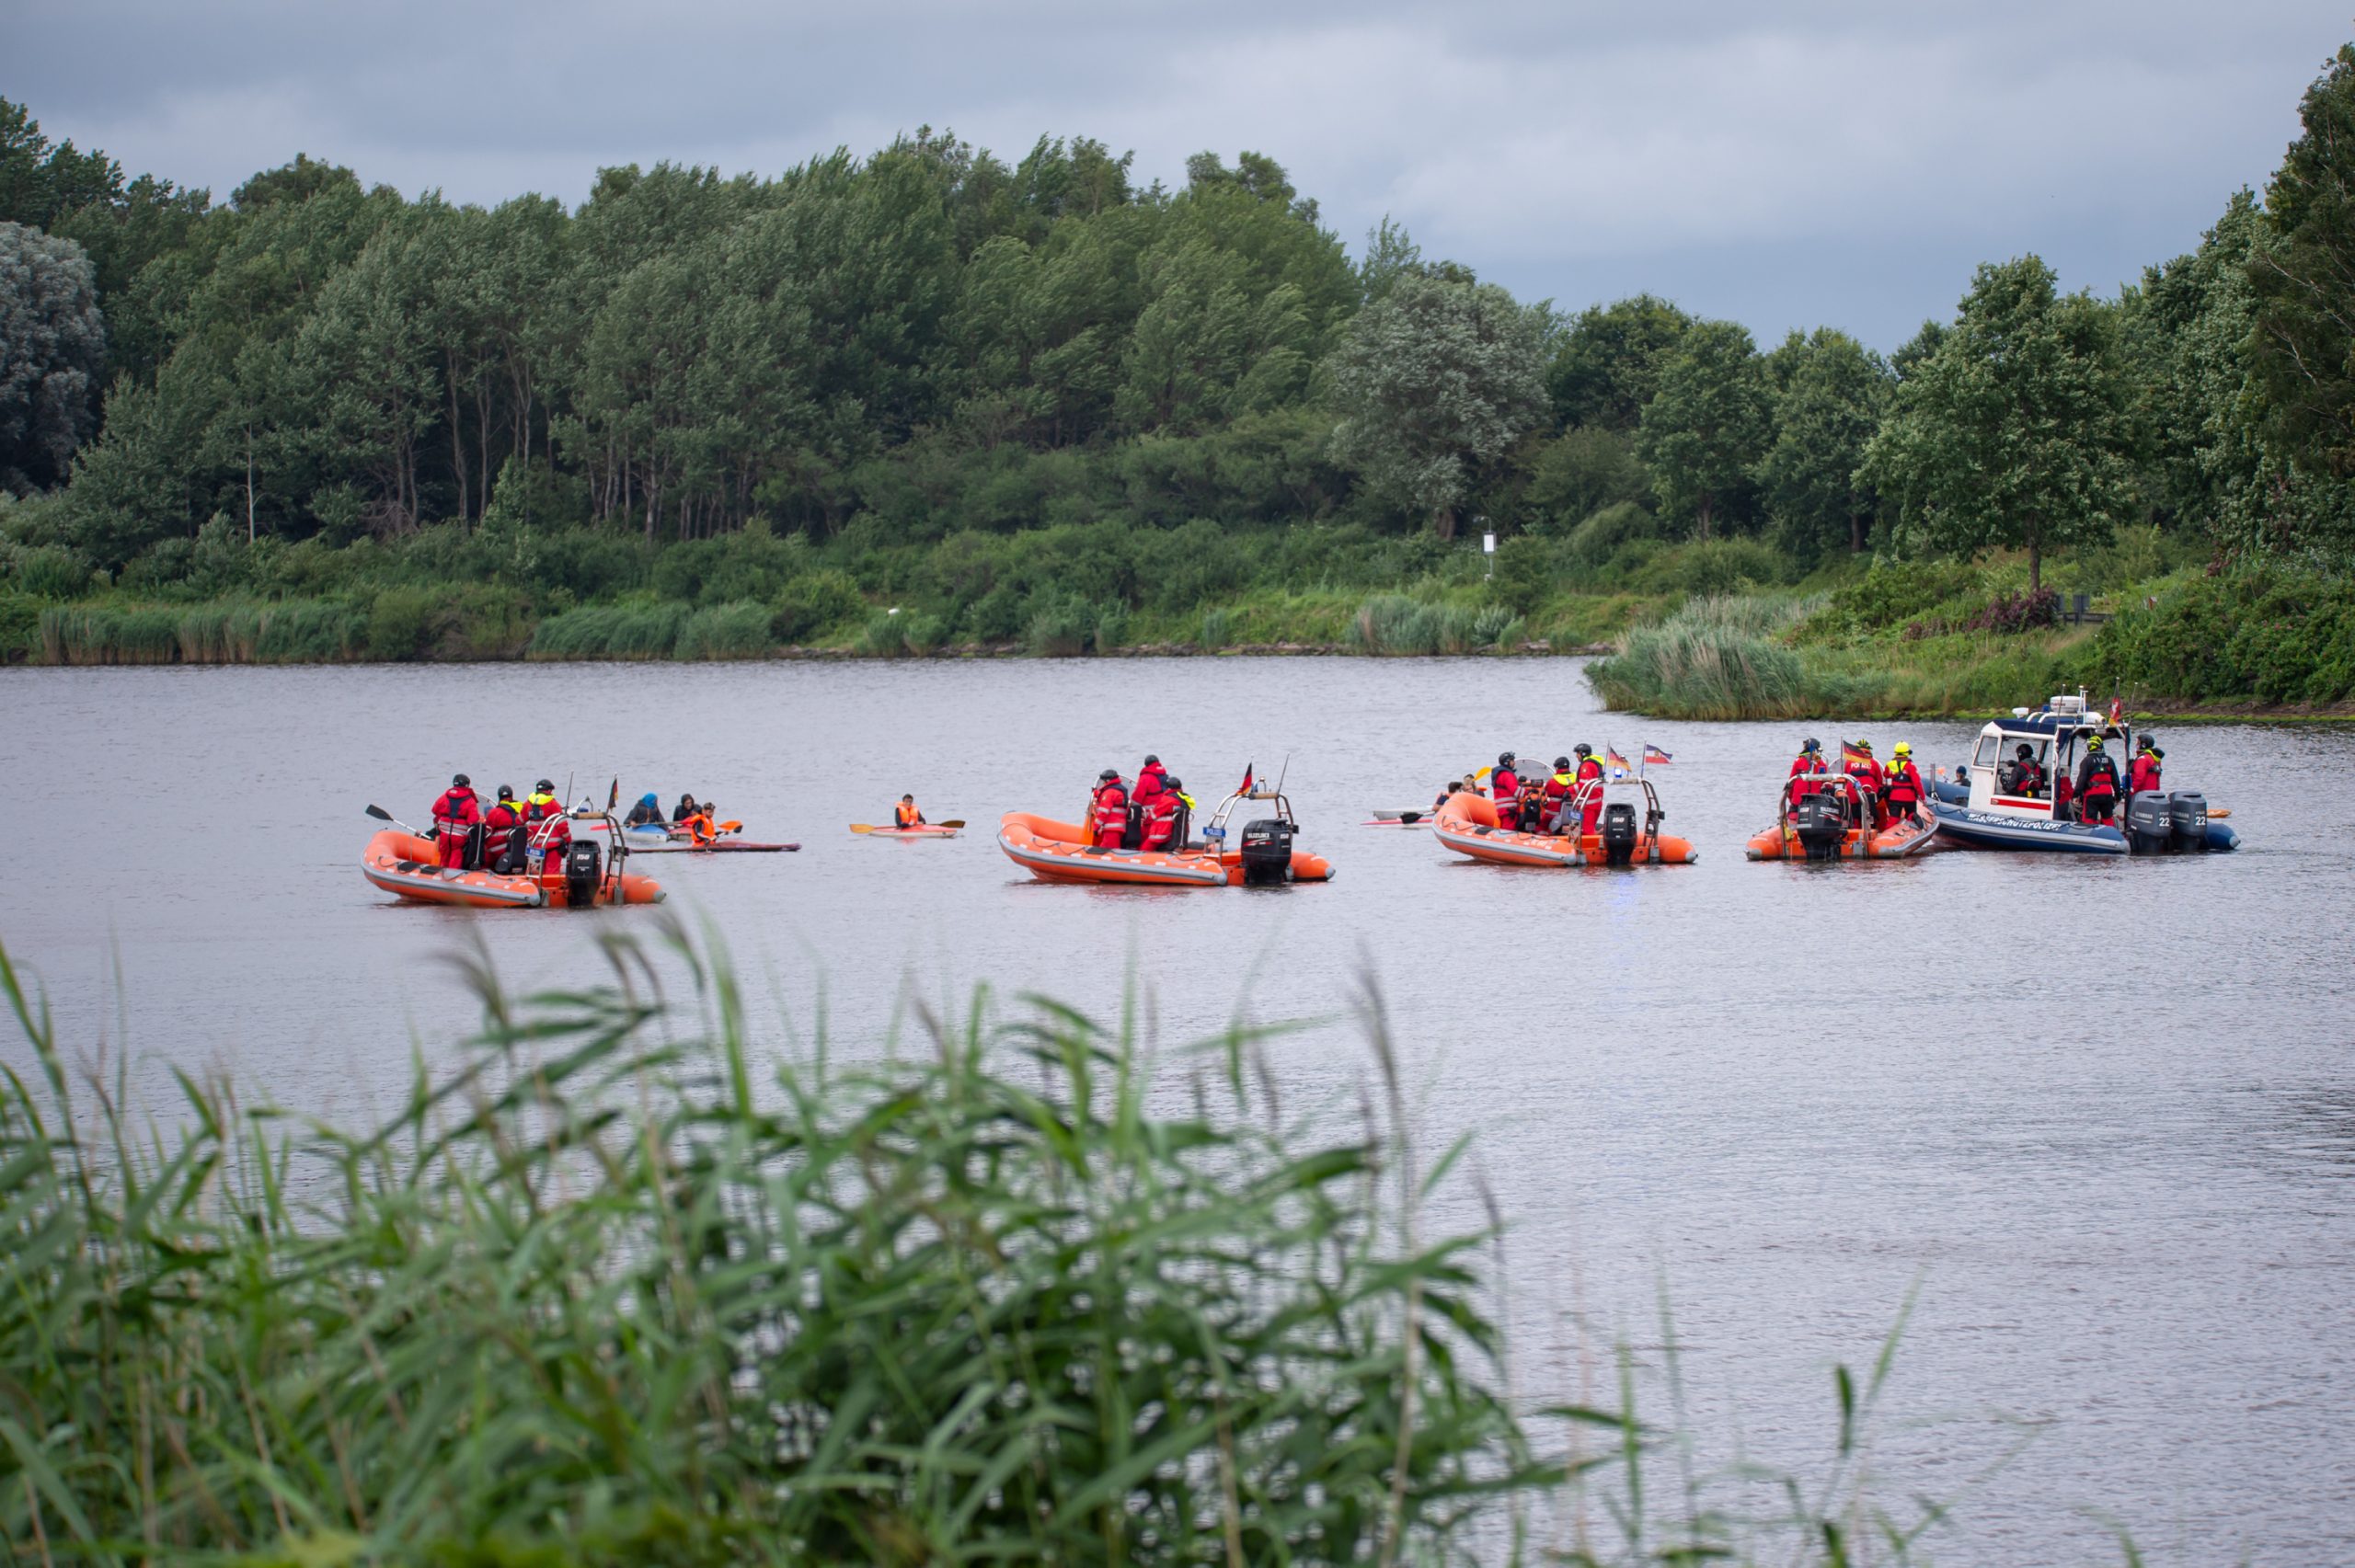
<box><xmin>1238</xmin><ymin>818</ymin><xmax>1295</xmax><ymax>886</ymax></box>
<box><xmin>2169</xmin><ymin>791</ymin><xmax>2210</xmax><ymax>854</ymax></box>
<box><xmin>1792</xmin><ymin>791</ymin><xmax>1846</xmax><ymax>862</ymax></box>
<box><xmin>2124</xmin><ymin>792</ymin><xmax>2172</xmax><ymax>854</ymax></box>
<box><xmin>563</xmin><ymin>840</ymin><xmax>603</xmax><ymax>907</ymax></box>
<box><xmin>1600</xmin><ymin>802</ymin><xmax>1639</xmax><ymax>866</ymax></box>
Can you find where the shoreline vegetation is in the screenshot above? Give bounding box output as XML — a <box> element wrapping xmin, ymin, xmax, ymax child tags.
<box><xmin>5</xmin><ymin>43</ymin><xmax>2355</xmax><ymax>715</ymax></box>
<box><xmin>0</xmin><ymin>933</ymin><xmax>1976</xmax><ymax>1564</ymax></box>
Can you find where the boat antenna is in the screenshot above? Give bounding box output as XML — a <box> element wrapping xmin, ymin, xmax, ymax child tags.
<box><xmin>1272</xmin><ymin>751</ymin><xmax>1290</xmax><ymax>800</ymax></box>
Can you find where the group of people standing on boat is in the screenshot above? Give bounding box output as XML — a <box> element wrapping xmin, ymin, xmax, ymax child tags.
<box><xmin>1476</xmin><ymin>749</ymin><xmax>1608</xmax><ymax>835</ymax></box>
<box><xmin>1997</xmin><ymin>734</ymin><xmax>2164</xmax><ymax>826</ymax></box>
<box><xmin>1786</xmin><ymin>738</ymin><xmax>1925</xmax><ymax>830</ymax></box>
<box><xmin>1087</xmin><ymin>756</ymin><xmax>1195</xmax><ymax>850</ymax></box>
<box><xmin>428</xmin><ymin>775</ymin><xmax>572</xmax><ymax>872</ymax></box>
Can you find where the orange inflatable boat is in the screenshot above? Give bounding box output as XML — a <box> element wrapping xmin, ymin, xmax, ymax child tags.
<box><xmin>998</xmin><ymin>784</ymin><xmax>1333</xmax><ymax>887</ymax></box>
<box><xmin>1744</xmin><ymin>774</ymin><xmax>1938</xmax><ymax>862</ymax></box>
<box><xmin>362</xmin><ymin>829</ymin><xmax>664</xmax><ymax>909</ymax></box>
<box><xmin>1431</xmin><ymin>783</ymin><xmax>1696</xmax><ymax>867</ymax></box>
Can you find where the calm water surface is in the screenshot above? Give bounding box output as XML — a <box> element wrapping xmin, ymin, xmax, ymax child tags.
<box><xmin>3</xmin><ymin>658</ymin><xmax>2349</xmax><ymax>1565</ymax></box>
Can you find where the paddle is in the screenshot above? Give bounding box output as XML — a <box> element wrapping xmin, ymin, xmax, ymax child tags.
<box><xmin>365</xmin><ymin>803</ymin><xmax>426</xmax><ymax>836</ymax></box>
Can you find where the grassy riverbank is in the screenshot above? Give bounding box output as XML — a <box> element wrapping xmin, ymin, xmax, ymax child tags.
<box><xmin>0</xmin><ymin>515</ymin><xmax>1729</xmax><ymax>665</ymax></box>
<box><xmin>0</xmin><ymin>933</ymin><xmax>1998</xmax><ymax>1565</ymax></box>
<box><xmin>1589</xmin><ymin>552</ymin><xmax>2355</xmax><ymax>720</ymax></box>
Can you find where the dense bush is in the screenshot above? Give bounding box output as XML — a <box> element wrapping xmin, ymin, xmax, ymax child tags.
<box><xmin>672</xmin><ymin>600</ymin><xmax>773</xmax><ymax>660</ymax></box>
<box><xmin>1818</xmin><ymin>559</ymin><xmax>1983</xmax><ymax>635</ymax></box>
<box><xmin>2094</xmin><ymin>567</ymin><xmax>2355</xmax><ymax>703</ymax></box>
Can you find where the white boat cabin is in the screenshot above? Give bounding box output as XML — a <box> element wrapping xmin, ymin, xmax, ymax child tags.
<box><xmin>1959</xmin><ymin>692</ymin><xmax>2132</xmax><ymax>821</ymax></box>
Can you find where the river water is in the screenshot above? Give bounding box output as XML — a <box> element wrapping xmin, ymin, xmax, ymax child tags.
<box><xmin>3</xmin><ymin>657</ymin><xmax>2349</xmax><ymax>1564</ymax></box>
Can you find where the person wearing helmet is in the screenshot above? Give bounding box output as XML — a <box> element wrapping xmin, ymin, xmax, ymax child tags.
<box><xmin>1089</xmin><ymin>769</ymin><xmax>1130</xmax><ymax>849</ymax></box>
<box><xmin>1570</xmin><ymin>743</ymin><xmax>1607</xmax><ymax>837</ymax></box>
<box><xmin>1140</xmin><ymin>773</ymin><xmax>1185</xmax><ymax>851</ymax></box>
<box><xmin>524</xmin><ymin>779</ymin><xmax>570</xmax><ymax>870</ymax></box>
<box><xmin>1842</xmin><ymin>740</ymin><xmax>1887</xmax><ymax>829</ymax></box>
<box><xmin>1539</xmin><ymin>755</ymin><xmax>1577</xmax><ymax>831</ymax></box>
<box><xmin>1489</xmin><ymin>751</ymin><xmax>1520</xmax><ymax>820</ymax></box>
<box><xmin>1788</xmin><ymin>738</ymin><xmax>1821</xmax><ymax>798</ymax></box>
<box><xmin>1883</xmin><ymin>742</ymin><xmax>1924</xmax><ymax>822</ymax></box>
<box><xmin>2004</xmin><ymin>742</ymin><xmax>2047</xmax><ymax>799</ymax></box>
<box><xmin>430</xmin><ymin>773</ymin><xmax>483</xmax><ymax>870</ymax></box>
<box><xmin>1134</xmin><ymin>754</ymin><xmax>1169</xmax><ymax>806</ymax></box>
<box><xmin>2074</xmin><ymin>733</ymin><xmax>2123</xmax><ymax>825</ymax></box>
<box><xmin>482</xmin><ymin>785</ymin><xmax>525</xmax><ymax>873</ymax></box>
<box><xmin>2129</xmin><ymin>735</ymin><xmax>2164</xmax><ymax>796</ymax></box>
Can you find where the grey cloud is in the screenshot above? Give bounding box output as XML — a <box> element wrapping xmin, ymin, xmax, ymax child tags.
<box><xmin>5</xmin><ymin>0</ymin><xmax>2344</xmax><ymax>346</ymax></box>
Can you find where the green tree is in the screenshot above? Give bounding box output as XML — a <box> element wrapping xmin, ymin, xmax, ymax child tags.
<box><xmin>1524</xmin><ymin>425</ymin><xmax>1649</xmax><ymax>531</ymax></box>
<box><xmin>1755</xmin><ymin>327</ymin><xmax>1892</xmax><ymax>559</ymax></box>
<box><xmin>1634</xmin><ymin>318</ymin><xmax>1768</xmax><ymax>540</ymax></box>
<box><xmin>2248</xmin><ymin>44</ymin><xmax>2355</xmax><ymax>480</ymax></box>
<box><xmin>0</xmin><ymin>221</ymin><xmax>107</xmax><ymax>493</ymax></box>
<box><xmin>1546</xmin><ymin>293</ymin><xmax>1693</xmax><ymax>430</ymax></box>
<box><xmin>1858</xmin><ymin>255</ymin><xmax>2134</xmax><ymax>592</ymax></box>
<box><xmin>1326</xmin><ymin>273</ymin><xmax>1549</xmax><ymax>538</ymax></box>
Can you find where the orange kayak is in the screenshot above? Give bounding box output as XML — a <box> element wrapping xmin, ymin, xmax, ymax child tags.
<box><xmin>362</xmin><ymin>829</ymin><xmax>664</xmax><ymax>909</ymax></box>
<box><xmin>997</xmin><ymin>811</ymin><xmax>1335</xmax><ymax>887</ymax></box>
<box><xmin>1430</xmin><ymin>789</ymin><xmax>1696</xmax><ymax>867</ymax></box>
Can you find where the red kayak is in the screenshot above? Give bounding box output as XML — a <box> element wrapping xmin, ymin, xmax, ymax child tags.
<box><xmin>857</xmin><ymin>824</ymin><xmax>960</xmax><ymax>841</ymax></box>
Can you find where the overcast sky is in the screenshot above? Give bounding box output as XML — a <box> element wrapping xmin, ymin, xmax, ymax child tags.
<box><xmin>6</xmin><ymin>1</ymin><xmax>2345</xmax><ymax>348</ymax></box>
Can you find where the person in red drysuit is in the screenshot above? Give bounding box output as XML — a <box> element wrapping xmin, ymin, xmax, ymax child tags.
<box><xmin>481</xmin><ymin>785</ymin><xmax>524</xmax><ymax>873</ymax></box>
<box><xmin>1882</xmin><ymin>743</ymin><xmax>1924</xmax><ymax>822</ymax></box>
<box><xmin>1845</xmin><ymin>741</ymin><xmax>1887</xmax><ymax>830</ymax></box>
<box><xmin>1789</xmin><ymin>738</ymin><xmax>1823</xmax><ymax>801</ymax></box>
<box><xmin>1089</xmin><ymin>769</ymin><xmax>1130</xmax><ymax>849</ymax></box>
<box><xmin>1489</xmin><ymin>752</ymin><xmax>1520</xmax><ymax>820</ymax></box>
<box><xmin>1140</xmin><ymin>785</ymin><xmax>1183</xmax><ymax>851</ymax></box>
<box><xmin>1134</xmin><ymin>755</ymin><xmax>1168</xmax><ymax>805</ymax></box>
<box><xmin>1539</xmin><ymin>756</ymin><xmax>1575</xmax><ymax>833</ymax></box>
<box><xmin>523</xmin><ymin>779</ymin><xmax>569</xmax><ymax>870</ymax></box>
<box><xmin>2129</xmin><ymin>737</ymin><xmax>2164</xmax><ymax>796</ymax></box>
<box><xmin>1573</xmin><ymin>744</ymin><xmax>1606</xmax><ymax>837</ymax></box>
<box><xmin>431</xmin><ymin>773</ymin><xmax>482</xmax><ymax>869</ymax></box>
<box><xmin>2074</xmin><ymin>736</ymin><xmax>2123</xmax><ymax>826</ymax></box>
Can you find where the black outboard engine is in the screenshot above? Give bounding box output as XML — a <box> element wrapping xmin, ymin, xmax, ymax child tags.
<box><xmin>1793</xmin><ymin>791</ymin><xmax>1846</xmax><ymax>862</ymax></box>
<box><xmin>2169</xmin><ymin>791</ymin><xmax>2210</xmax><ymax>854</ymax></box>
<box><xmin>1600</xmin><ymin>802</ymin><xmax>1639</xmax><ymax>866</ymax></box>
<box><xmin>1238</xmin><ymin>818</ymin><xmax>1295</xmax><ymax>885</ymax></box>
<box><xmin>564</xmin><ymin>840</ymin><xmax>603</xmax><ymax>907</ymax></box>
<box><xmin>2125</xmin><ymin>791</ymin><xmax>2172</xmax><ymax>855</ymax></box>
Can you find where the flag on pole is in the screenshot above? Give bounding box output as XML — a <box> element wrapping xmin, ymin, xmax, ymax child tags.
<box><xmin>1642</xmin><ymin>744</ymin><xmax>1673</xmax><ymax>766</ymax></box>
<box><xmin>1841</xmin><ymin>740</ymin><xmax>1868</xmax><ymax>771</ymax></box>
<box><xmin>1605</xmin><ymin>746</ymin><xmax>1631</xmax><ymax>772</ymax></box>
<box><xmin>1237</xmin><ymin>761</ymin><xmax>1255</xmax><ymax>797</ymax></box>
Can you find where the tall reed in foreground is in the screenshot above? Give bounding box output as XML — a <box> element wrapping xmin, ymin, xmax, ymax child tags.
<box><xmin>0</xmin><ymin>932</ymin><xmax>2051</xmax><ymax>1566</ymax></box>
<box><xmin>0</xmin><ymin>934</ymin><xmax>1543</xmax><ymax>1565</ymax></box>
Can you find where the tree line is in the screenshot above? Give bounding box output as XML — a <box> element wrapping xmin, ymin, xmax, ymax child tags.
<box><xmin>3</xmin><ymin>45</ymin><xmax>2352</xmax><ymax>607</ymax></box>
